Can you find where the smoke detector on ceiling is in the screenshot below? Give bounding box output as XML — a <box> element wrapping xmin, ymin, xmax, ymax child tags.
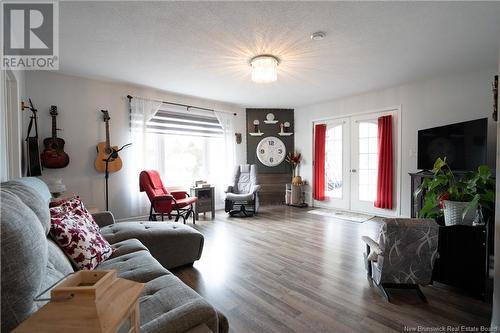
<box><xmin>311</xmin><ymin>31</ymin><xmax>326</xmax><ymax>41</ymax></box>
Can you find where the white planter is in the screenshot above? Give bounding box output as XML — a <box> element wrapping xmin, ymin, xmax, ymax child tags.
<box><xmin>443</xmin><ymin>200</ymin><xmax>476</xmax><ymax>226</ymax></box>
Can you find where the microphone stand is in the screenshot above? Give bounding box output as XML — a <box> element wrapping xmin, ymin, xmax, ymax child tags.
<box><xmin>105</xmin><ymin>143</ymin><xmax>132</xmax><ymax>211</ymax></box>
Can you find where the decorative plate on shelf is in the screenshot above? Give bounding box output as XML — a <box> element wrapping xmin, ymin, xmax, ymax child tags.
<box><xmin>263</xmin><ymin>113</ymin><xmax>278</xmax><ymax>124</ymax></box>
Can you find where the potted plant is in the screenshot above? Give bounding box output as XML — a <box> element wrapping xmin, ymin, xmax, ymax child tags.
<box><xmin>414</xmin><ymin>157</ymin><xmax>495</xmax><ymax>226</ymax></box>
<box><xmin>286</xmin><ymin>151</ymin><xmax>302</xmax><ymax>185</ymax></box>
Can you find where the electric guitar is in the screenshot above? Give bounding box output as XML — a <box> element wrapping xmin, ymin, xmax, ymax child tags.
<box><xmin>41</xmin><ymin>106</ymin><xmax>70</xmax><ymax>168</ymax></box>
<box><xmin>23</xmin><ymin>99</ymin><xmax>42</xmax><ymax>176</ymax></box>
<box><xmin>95</xmin><ymin>110</ymin><xmax>123</xmax><ymax>173</ymax></box>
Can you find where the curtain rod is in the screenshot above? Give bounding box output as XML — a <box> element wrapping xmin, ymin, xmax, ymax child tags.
<box><xmin>126</xmin><ymin>95</ymin><xmax>237</xmax><ymax>116</ymax></box>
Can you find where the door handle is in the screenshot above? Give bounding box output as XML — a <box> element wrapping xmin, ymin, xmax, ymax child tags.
<box><xmin>350</xmin><ymin>169</ymin><xmax>357</xmax><ymax>173</ymax></box>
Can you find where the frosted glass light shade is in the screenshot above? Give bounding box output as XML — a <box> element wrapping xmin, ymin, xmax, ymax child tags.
<box><xmin>251</xmin><ymin>55</ymin><xmax>278</xmax><ymax>83</ymax></box>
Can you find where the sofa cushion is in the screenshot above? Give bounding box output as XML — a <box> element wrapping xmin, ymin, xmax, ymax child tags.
<box><xmin>139</xmin><ymin>274</ymin><xmax>218</xmax><ymax>333</ymax></box>
<box><xmin>2</xmin><ymin>180</ymin><xmax>51</xmax><ymax>234</ymax></box>
<box><xmin>109</xmin><ymin>238</ymin><xmax>149</xmax><ymax>259</ymax></box>
<box><xmin>1</xmin><ymin>187</ymin><xmax>73</xmax><ymax>332</ymax></box>
<box><xmin>49</xmin><ymin>196</ymin><xmax>113</xmax><ymax>270</ymax></box>
<box><xmin>101</xmin><ymin>222</ymin><xmax>204</xmax><ymax>269</ymax></box>
<box><xmin>96</xmin><ymin>250</ymin><xmax>170</xmax><ymax>283</ymax></box>
<box><xmin>12</xmin><ymin>177</ymin><xmax>52</xmax><ymax>206</ymax></box>
<box><xmin>225</xmin><ymin>192</ymin><xmax>254</xmax><ymax>201</ymax></box>
<box><xmin>1</xmin><ymin>190</ymin><xmax>47</xmax><ymax>332</ymax></box>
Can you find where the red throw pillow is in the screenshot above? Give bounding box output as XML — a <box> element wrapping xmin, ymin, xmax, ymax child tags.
<box><xmin>49</xmin><ymin>196</ymin><xmax>113</xmax><ymax>270</ymax></box>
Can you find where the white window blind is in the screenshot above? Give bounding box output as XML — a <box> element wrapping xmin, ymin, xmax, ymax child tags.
<box><xmin>146</xmin><ymin>107</ymin><xmax>224</xmax><ymax>138</ymax></box>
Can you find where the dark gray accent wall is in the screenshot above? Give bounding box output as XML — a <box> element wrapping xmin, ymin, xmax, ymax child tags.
<box><xmin>246</xmin><ymin>108</ymin><xmax>294</xmax><ymax>174</ymax></box>
<box><xmin>246</xmin><ymin>108</ymin><xmax>294</xmax><ymax>205</ymax></box>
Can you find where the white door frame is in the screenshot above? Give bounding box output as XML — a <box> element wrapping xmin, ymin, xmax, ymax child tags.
<box><xmin>311</xmin><ymin>105</ymin><xmax>402</xmax><ymax>217</ymax></box>
<box><xmin>1</xmin><ymin>70</ymin><xmax>23</xmax><ymax>180</ymax></box>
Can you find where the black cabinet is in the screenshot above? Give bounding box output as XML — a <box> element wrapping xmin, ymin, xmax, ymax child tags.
<box><xmin>409</xmin><ymin>172</ymin><xmax>493</xmax><ymax>298</ymax></box>
<box><xmin>432</xmin><ymin>224</ymin><xmax>490</xmax><ymax>298</ymax></box>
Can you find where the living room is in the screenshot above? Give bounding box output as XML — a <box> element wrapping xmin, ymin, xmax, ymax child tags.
<box><xmin>1</xmin><ymin>1</ymin><xmax>499</xmax><ymax>332</ymax></box>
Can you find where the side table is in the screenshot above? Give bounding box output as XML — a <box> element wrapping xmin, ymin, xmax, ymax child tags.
<box><xmin>190</xmin><ymin>186</ymin><xmax>215</xmax><ymax>220</ymax></box>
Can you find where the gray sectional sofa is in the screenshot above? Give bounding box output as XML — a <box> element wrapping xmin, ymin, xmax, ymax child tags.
<box><xmin>0</xmin><ymin>178</ymin><xmax>228</xmax><ymax>333</ymax></box>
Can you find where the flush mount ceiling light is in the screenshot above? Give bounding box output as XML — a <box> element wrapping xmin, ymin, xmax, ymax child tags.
<box><xmin>250</xmin><ymin>55</ymin><xmax>279</xmax><ymax>83</ymax></box>
<box><xmin>311</xmin><ymin>31</ymin><xmax>326</xmax><ymax>41</ymax></box>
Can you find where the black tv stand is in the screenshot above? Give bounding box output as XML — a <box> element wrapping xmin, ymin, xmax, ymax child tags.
<box><xmin>409</xmin><ymin>172</ymin><xmax>494</xmax><ymax>299</ymax></box>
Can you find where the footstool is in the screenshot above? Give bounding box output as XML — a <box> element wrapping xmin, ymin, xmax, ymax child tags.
<box><xmin>97</xmin><ymin>217</ymin><xmax>204</xmax><ymax>270</ymax></box>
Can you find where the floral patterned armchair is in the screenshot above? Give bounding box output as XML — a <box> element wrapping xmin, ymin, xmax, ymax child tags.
<box><xmin>362</xmin><ymin>218</ymin><xmax>439</xmax><ymax>302</ymax></box>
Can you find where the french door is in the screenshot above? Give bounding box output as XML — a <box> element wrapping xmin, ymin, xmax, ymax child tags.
<box><xmin>323</xmin><ymin>117</ymin><xmax>350</xmax><ymax>210</ymax></box>
<box><xmin>314</xmin><ymin>110</ymin><xmax>397</xmax><ymax>215</ymax></box>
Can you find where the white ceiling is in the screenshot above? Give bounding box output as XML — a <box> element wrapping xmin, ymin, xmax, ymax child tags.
<box><xmin>58</xmin><ymin>1</ymin><xmax>500</xmax><ymax>108</ymax></box>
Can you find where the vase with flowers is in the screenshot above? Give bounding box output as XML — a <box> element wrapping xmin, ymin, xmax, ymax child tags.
<box><xmin>286</xmin><ymin>151</ymin><xmax>302</xmax><ymax>185</ymax></box>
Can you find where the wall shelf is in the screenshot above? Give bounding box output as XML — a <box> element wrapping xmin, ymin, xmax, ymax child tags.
<box><xmin>264</xmin><ymin>120</ymin><xmax>278</xmax><ymax>124</ymax></box>
<box><xmin>249</xmin><ymin>132</ymin><xmax>264</xmax><ymax>136</ymax></box>
<box><xmin>277</xmin><ymin>132</ymin><xmax>293</xmax><ymax>136</ymax></box>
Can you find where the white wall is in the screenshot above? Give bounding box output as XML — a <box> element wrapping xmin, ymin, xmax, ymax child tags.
<box><xmin>25</xmin><ymin>71</ymin><xmax>246</xmax><ymax>219</ymax></box>
<box><xmin>295</xmin><ymin>68</ymin><xmax>497</xmax><ymax>217</ymax></box>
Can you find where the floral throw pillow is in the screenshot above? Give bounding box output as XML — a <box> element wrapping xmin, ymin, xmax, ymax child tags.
<box><xmin>49</xmin><ymin>196</ymin><xmax>113</xmax><ymax>270</ymax></box>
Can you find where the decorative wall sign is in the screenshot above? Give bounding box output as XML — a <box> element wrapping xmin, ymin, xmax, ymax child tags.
<box><xmin>235</xmin><ymin>133</ymin><xmax>242</xmax><ymax>144</ymax></box>
<box><xmin>493</xmin><ymin>75</ymin><xmax>498</xmax><ymax>122</ymax></box>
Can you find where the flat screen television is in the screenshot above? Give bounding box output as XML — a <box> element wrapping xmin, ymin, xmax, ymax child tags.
<box><xmin>417</xmin><ymin>118</ymin><xmax>487</xmax><ymax>171</ymax></box>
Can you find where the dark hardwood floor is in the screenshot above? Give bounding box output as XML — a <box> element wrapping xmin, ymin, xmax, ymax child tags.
<box><xmin>172</xmin><ymin>206</ymin><xmax>492</xmax><ymax>333</ymax></box>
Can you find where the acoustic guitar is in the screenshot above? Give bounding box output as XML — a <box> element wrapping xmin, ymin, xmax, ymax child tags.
<box><xmin>23</xmin><ymin>99</ymin><xmax>42</xmax><ymax>176</ymax></box>
<box><xmin>41</xmin><ymin>106</ymin><xmax>70</xmax><ymax>168</ymax></box>
<box><xmin>95</xmin><ymin>110</ymin><xmax>123</xmax><ymax>173</ymax></box>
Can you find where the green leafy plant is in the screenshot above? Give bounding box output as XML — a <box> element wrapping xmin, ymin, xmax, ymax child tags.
<box><xmin>414</xmin><ymin>157</ymin><xmax>495</xmax><ymax>219</ymax></box>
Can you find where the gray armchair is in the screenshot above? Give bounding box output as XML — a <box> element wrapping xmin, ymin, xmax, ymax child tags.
<box><xmin>361</xmin><ymin>218</ymin><xmax>439</xmax><ymax>302</ymax></box>
<box><xmin>224</xmin><ymin>164</ymin><xmax>261</xmax><ymax>217</ymax></box>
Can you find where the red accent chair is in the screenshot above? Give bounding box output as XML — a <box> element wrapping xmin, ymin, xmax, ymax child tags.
<box><xmin>139</xmin><ymin>170</ymin><xmax>197</xmax><ymax>224</ymax></box>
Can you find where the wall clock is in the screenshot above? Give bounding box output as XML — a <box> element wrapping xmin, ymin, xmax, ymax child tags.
<box><xmin>256</xmin><ymin>136</ymin><xmax>286</xmax><ymax>167</ymax></box>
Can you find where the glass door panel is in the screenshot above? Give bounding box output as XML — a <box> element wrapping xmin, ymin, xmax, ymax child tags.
<box><xmin>357</xmin><ymin>121</ymin><xmax>378</xmax><ymax>202</ymax></box>
<box><xmin>325</xmin><ymin>124</ymin><xmax>343</xmax><ymax>199</ymax></box>
<box><xmin>315</xmin><ymin>118</ymin><xmax>350</xmax><ymax>210</ymax></box>
<box><xmin>350</xmin><ymin>116</ymin><xmax>380</xmax><ymax>213</ymax></box>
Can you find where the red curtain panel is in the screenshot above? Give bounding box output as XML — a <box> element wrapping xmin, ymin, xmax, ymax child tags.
<box><xmin>313</xmin><ymin>124</ymin><xmax>327</xmax><ymax>201</ymax></box>
<box><xmin>375</xmin><ymin>115</ymin><xmax>393</xmax><ymax>209</ymax></box>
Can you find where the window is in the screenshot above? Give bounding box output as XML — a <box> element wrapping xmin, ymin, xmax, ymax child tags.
<box><xmin>358</xmin><ymin>121</ymin><xmax>378</xmax><ymax>202</ymax></box>
<box><xmin>325</xmin><ymin>124</ymin><xmax>343</xmax><ymax>199</ymax></box>
<box><xmin>143</xmin><ymin>108</ymin><xmax>226</xmax><ymax>189</ymax></box>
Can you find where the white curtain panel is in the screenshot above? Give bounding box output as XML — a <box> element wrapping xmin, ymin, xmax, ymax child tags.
<box><xmin>127</xmin><ymin>97</ymin><xmax>162</xmax><ymax>217</ymax></box>
<box><xmin>214</xmin><ymin>110</ymin><xmax>236</xmax><ymax>207</ymax></box>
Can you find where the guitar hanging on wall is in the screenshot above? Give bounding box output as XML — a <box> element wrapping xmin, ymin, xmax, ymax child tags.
<box><xmin>22</xmin><ymin>99</ymin><xmax>42</xmax><ymax>176</ymax></box>
<box><xmin>41</xmin><ymin>105</ymin><xmax>70</xmax><ymax>168</ymax></box>
<box><xmin>95</xmin><ymin>110</ymin><xmax>123</xmax><ymax>173</ymax></box>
